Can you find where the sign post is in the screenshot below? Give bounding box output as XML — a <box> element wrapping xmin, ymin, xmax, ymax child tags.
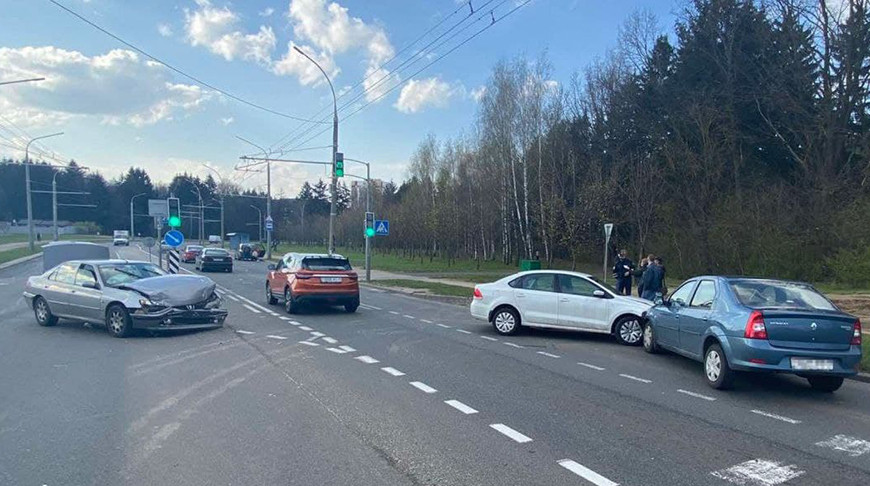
<box><xmin>364</xmin><ymin>212</ymin><xmax>374</xmax><ymax>282</ymax></box>
<box><xmin>603</xmin><ymin>223</ymin><xmax>614</xmax><ymax>283</ymax></box>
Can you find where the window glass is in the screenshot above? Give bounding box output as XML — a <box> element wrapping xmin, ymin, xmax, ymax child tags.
<box><xmin>557</xmin><ymin>275</ymin><xmax>600</xmax><ymax>297</ymax></box>
<box><xmin>690</xmin><ymin>281</ymin><xmax>716</xmax><ymax>308</ymax></box>
<box><xmin>729</xmin><ymin>280</ymin><xmax>836</xmax><ymax>311</ymax></box>
<box><xmin>203</xmin><ymin>249</ymin><xmax>229</xmax><ymax>257</ymax></box>
<box><xmin>52</xmin><ymin>263</ymin><xmax>77</xmax><ymax>285</ymax></box>
<box><xmin>98</xmin><ymin>263</ymin><xmax>165</xmax><ymax>288</ymax></box>
<box><xmin>669</xmin><ymin>281</ymin><xmax>697</xmax><ymax>306</ymax></box>
<box><xmin>521</xmin><ymin>273</ymin><xmax>555</xmax><ymax>292</ymax></box>
<box><xmin>75</xmin><ymin>267</ymin><xmax>98</xmax><ymax>288</ymax></box>
<box><xmin>508</xmin><ymin>277</ymin><xmax>523</xmax><ymax>288</ymax></box>
<box><xmin>302</xmin><ymin>258</ymin><xmax>352</xmax><ymax>271</ymax></box>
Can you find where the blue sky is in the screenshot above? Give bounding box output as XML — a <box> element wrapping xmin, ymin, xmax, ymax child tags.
<box><xmin>0</xmin><ymin>0</ymin><xmax>680</xmax><ymax>196</ymax></box>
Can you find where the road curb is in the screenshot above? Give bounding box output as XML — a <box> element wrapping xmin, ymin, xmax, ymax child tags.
<box><xmin>848</xmin><ymin>372</ymin><xmax>870</xmax><ymax>384</ymax></box>
<box><xmin>0</xmin><ymin>251</ymin><xmax>42</xmax><ymax>271</ymax></box>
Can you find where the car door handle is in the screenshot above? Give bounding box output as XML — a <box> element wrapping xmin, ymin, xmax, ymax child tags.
<box><xmin>516</xmin><ymin>293</ymin><xmax>525</xmax><ymax>298</ymax></box>
<box><xmin>559</xmin><ymin>298</ymin><xmax>569</xmax><ymax>302</ymax></box>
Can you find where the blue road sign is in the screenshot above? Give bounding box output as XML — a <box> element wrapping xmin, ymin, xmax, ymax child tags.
<box><xmin>374</xmin><ymin>220</ymin><xmax>389</xmax><ymax>236</ymax></box>
<box><xmin>265</xmin><ymin>216</ymin><xmax>274</xmax><ymax>232</ymax></box>
<box><xmin>164</xmin><ymin>230</ymin><xmax>184</xmax><ymax>247</ymax></box>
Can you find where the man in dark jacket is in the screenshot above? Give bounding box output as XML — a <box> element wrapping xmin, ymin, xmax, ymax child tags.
<box><xmin>612</xmin><ymin>249</ymin><xmax>635</xmax><ymax>296</ymax></box>
<box><xmin>641</xmin><ymin>258</ymin><xmax>664</xmax><ymax>301</ymax></box>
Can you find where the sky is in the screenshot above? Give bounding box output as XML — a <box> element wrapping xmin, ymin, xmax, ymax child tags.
<box><xmin>0</xmin><ymin>0</ymin><xmax>681</xmax><ymax>197</ymax></box>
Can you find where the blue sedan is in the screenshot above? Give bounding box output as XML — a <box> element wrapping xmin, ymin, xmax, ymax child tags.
<box><xmin>643</xmin><ymin>277</ymin><xmax>862</xmax><ymax>392</ymax></box>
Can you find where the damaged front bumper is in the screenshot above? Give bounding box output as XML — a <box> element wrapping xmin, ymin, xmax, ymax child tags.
<box><xmin>130</xmin><ymin>306</ymin><xmax>228</xmax><ymax>331</ymax></box>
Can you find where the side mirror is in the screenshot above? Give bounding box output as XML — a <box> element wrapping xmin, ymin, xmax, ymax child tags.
<box><xmin>82</xmin><ymin>281</ymin><xmax>99</xmax><ymax>290</ymax></box>
<box><xmin>656</xmin><ymin>296</ymin><xmax>667</xmax><ymax>306</ymax></box>
<box><xmin>267</xmin><ymin>264</ymin><xmax>276</xmax><ymax>271</ymax></box>
<box><xmin>592</xmin><ymin>290</ymin><xmax>606</xmax><ymax>298</ymax></box>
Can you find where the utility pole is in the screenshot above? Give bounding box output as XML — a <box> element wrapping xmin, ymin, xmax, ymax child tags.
<box><xmin>295</xmin><ymin>46</ymin><xmax>338</xmax><ymax>255</ymax></box>
<box><xmin>346</xmin><ymin>158</ymin><xmax>372</xmax><ymax>282</ymax></box>
<box><xmin>0</xmin><ymin>77</ymin><xmax>45</xmax><ymax>86</ymax></box>
<box><xmin>202</xmin><ymin>164</ymin><xmax>227</xmax><ymax>248</ymax></box>
<box><xmin>130</xmin><ymin>192</ymin><xmax>147</xmax><ymax>240</ymax></box>
<box><xmin>25</xmin><ymin>132</ymin><xmax>63</xmax><ymax>252</ymax></box>
<box><xmin>235</xmin><ymin>136</ymin><xmax>272</xmax><ymax>259</ymax></box>
<box><xmin>250</xmin><ymin>205</ymin><xmax>263</xmax><ymax>242</ymax></box>
<box><xmin>190</xmin><ymin>186</ymin><xmax>204</xmax><ymax>244</ymax></box>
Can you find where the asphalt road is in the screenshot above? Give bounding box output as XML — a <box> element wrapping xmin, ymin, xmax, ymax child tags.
<box><xmin>2</xmin><ymin>244</ymin><xmax>870</xmax><ymax>486</ymax></box>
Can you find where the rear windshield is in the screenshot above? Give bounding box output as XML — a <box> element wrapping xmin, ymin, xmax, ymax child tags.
<box><xmin>204</xmin><ymin>249</ymin><xmax>229</xmax><ymax>256</ymax></box>
<box><xmin>729</xmin><ymin>280</ymin><xmax>837</xmax><ymax>311</ymax></box>
<box><xmin>302</xmin><ymin>257</ymin><xmax>351</xmax><ymax>271</ymax></box>
<box><xmin>186</xmin><ymin>246</ymin><xmax>203</xmax><ymax>251</ymax></box>
<box><xmin>99</xmin><ymin>263</ymin><xmax>166</xmax><ymax>287</ymax></box>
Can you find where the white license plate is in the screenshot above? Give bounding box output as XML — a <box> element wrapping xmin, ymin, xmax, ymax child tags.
<box><xmin>791</xmin><ymin>358</ymin><xmax>834</xmax><ymax>371</ymax></box>
<box><xmin>320</xmin><ymin>277</ymin><xmax>342</xmax><ymax>283</ymax></box>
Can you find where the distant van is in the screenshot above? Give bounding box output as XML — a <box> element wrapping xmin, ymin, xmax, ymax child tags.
<box><xmin>208</xmin><ymin>235</ymin><xmax>222</xmax><ymax>245</ymax></box>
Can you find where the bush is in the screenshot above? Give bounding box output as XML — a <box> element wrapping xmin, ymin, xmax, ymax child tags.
<box><xmin>825</xmin><ymin>245</ymin><xmax>870</xmax><ymax>287</ymax></box>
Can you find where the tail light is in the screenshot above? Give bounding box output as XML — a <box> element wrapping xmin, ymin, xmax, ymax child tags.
<box><xmin>744</xmin><ymin>310</ymin><xmax>768</xmax><ymax>340</ymax></box>
<box><xmin>295</xmin><ymin>272</ymin><xmax>312</xmax><ymax>280</ymax></box>
<box><xmin>473</xmin><ymin>287</ymin><xmax>483</xmax><ymax>299</ymax></box>
<box><xmin>852</xmin><ymin>319</ymin><xmax>862</xmax><ymax>346</ymax></box>
<box><xmin>348</xmin><ymin>273</ymin><xmax>359</xmax><ymax>281</ymax></box>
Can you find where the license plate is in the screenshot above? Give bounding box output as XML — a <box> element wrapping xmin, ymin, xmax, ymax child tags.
<box><xmin>320</xmin><ymin>277</ymin><xmax>342</xmax><ymax>283</ymax></box>
<box><xmin>791</xmin><ymin>358</ymin><xmax>834</xmax><ymax>371</ymax></box>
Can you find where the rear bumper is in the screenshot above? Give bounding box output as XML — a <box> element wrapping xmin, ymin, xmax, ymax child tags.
<box><xmin>293</xmin><ymin>292</ymin><xmax>359</xmax><ymax>305</ymax></box>
<box><xmin>728</xmin><ymin>338</ymin><xmax>861</xmax><ymax>376</ymax></box>
<box><xmin>470</xmin><ymin>300</ymin><xmax>488</xmax><ymax>321</ymax></box>
<box><xmin>201</xmin><ymin>261</ymin><xmax>233</xmax><ymax>270</ymax></box>
<box><xmin>130</xmin><ymin>307</ymin><xmax>228</xmax><ymax>331</ymax></box>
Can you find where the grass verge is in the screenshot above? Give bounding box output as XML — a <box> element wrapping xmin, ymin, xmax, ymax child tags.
<box><xmin>0</xmin><ymin>246</ymin><xmax>40</xmax><ymax>265</ymax></box>
<box><xmin>368</xmin><ymin>279</ymin><xmax>473</xmax><ymax>298</ymax></box>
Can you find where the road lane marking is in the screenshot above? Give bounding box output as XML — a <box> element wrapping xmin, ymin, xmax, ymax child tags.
<box><xmin>367</xmin><ymin>305</ymin><xmax>382</xmax><ymax>310</ymax></box>
<box><xmin>242</xmin><ymin>304</ymin><xmax>261</xmax><ymax>314</ymax></box>
<box><xmin>537</xmin><ymin>351</ymin><xmax>560</xmax><ymax>358</ymax></box>
<box><xmin>234</xmin><ymin>295</ymin><xmax>273</xmax><ymax>313</ymax></box>
<box><xmin>410</xmin><ymin>381</ymin><xmax>437</xmax><ymax>393</ymax></box>
<box><xmin>322</xmin><ymin>337</ymin><xmax>337</xmax><ymax>344</ymax></box>
<box><xmin>326</xmin><ymin>347</ymin><xmax>348</xmax><ymax>354</ymax></box>
<box><xmin>557</xmin><ymin>459</ymin><xmax>618</xmax><ymax>486</ymax></box>
<box><xmin>369</xmin><ymin>288</ymin><xmax>385</xmax><ymax>293</ymax></box>
<box><xmin>381</xmin><ymin>367</ymin><xmax>405</xmax><ymax>377</ymax></box>
<box><xmin>619</xmin><ymin>374</ymin><xmax>651</xmax><ymax>384</ymax></box>
<box><xmin>578</xmin><ymin>362</ymin><xmax>605</xmax><ymax>371</ymax></box>
<box><xmin>480</xmin><ymin>336</ymin><xmax>498</xmax><ymax>341</ymax></box>
<box><xmin>436</xmin><ymin>324</ymin><xmax>451</xmax><ymax>328</ymax></box>
<box><xmin>490</xmin><ymin>424</ymin><xmax>532</xmax><ymax>443</ymax></box>
<box><xmin>677</xmin><ymin>389</ymin><xmax>716</xmax><ymax>401</ymax></box>
<box><xmin>421</xmin><ymin>319</ymin><xmax>433</xmax><ymax>324</ymax></box>
<box><xmin>355</xmin><ymin>355</ymin><xmax>379</xmax><ymax>364</ymax></box>
<box><xmin>214</xmin><ymin>288</ymin><xmax>225</xmax><ymax>294</ymax></box>
<box><xmin>299</xmin><ymin>341</ymin><xmax>320</xmax><ymax>347</ymax></box>
<box><xmin>279</xmin><ymin>316</ymin><xmax>291</xmax><ymax>321</ymax></box>
<box><xmin>235</xmin><ymin>330</ymin><xmax>255</xmax><ymax>335</ymax></box>
<box><xmin>225</xmin><ymin>294</ymin><xmax>240</xmax><ymax>302</ymax></box>
<box><xmin>389</xmin><ymin>311</ymin><xmax>400</xmax><ymax>315</ymax></box>
<box><xmin>456</xmin><ymin>329</ymin><xmax>472</xmax><ymax>334</ymax></box>
<box><xmin>289</xmin><ymin>320</ymin><xmax>302</xmax><ymax>325</ymax></box>
<box><xmin>266</xmin><ymin>335</ymin><xmax>287</xmax><ymax>340</ymax></box>
<box><xmin>751</xmin><ymin>410</ymin><xmax>801</xmax><ymax>424</ymax></box>
<box><xmin>504</xmin><ymin>342</ymin><xmax>523</xmax><ymax>348</ymax></box>
<box><xmin>338</xmin><ymin>345</ymin><xmax>356</xmax><ymax>352</ymax></box>
<box><xmin>299</xmin><ymin>326</ymin><xmax>313</xmax><ymax>331</ymax></box>
<box><xmin>711</xmin><ymin>459</ymin><xmax>804</xmax><ymax>485</ymax></box>
<box><xmin>266</xmin><ymin>312</ymin><xmax>280</xmax><ymax>317</ymax></box>
<box><xmin>444</xmin><ymin>400</ymin><xmax>478</xmax><ymax>415</ymax></box>
<box><xmin>816</xmin><ymin>435</ymin><xmax>870</xmax><ymax>457</ymax></box>
<box><xmin>309</xmin><ymin>332</ymin><xmax>325</xmax><ymax>337</ymax></box>
<box><xmin>403</xmin><ymin>315</ymin><xmax>415</xmax><ymax>319</ymax></box>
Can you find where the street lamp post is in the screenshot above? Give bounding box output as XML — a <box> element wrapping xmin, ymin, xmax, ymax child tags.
<box><xmin>235</xmin><ymin>136</ymin><xmax>272</xmax><ymax>259</ymax></box>
<box><xmin>294</xmin><ymin>46</ymin><xmax>338</xmax><ymax>255</ymax></box>
<box><xmin>130</xmin><ymin>192</ymin><xmax>147</xmax><ymax>241</ymax></box>
<box><xmin>250</xmin><ymin>205</ymin><xmax>263</xmax><ymax>242</ymax></box>
<box><xmin>346</xmin><ymin>158</ymin><xmax>372</xmax><ymax>282</ymax></box>
<box><xmin>25</xmin><ymin>132</ymin><xmax>64</xmax><ymax>252</ymax></box>
<box><xmin>202</xmin><ymin>164</ymin><xmax>227</xmax><ymax>248</ymax></box>
<box><xmin>190</xmin><ymin>186</ymin><xmax>204</xmax><ymax>244</ymax></box>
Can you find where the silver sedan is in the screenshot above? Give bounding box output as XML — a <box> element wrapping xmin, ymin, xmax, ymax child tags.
<box><xmin>23</xmin><ymin>259</ymin><xmax>228</xmax><ymax>337</ymax></box>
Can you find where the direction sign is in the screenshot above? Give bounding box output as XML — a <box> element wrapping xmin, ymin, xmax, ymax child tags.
<box><xmin>604</xmin><ymin>223</ymin><xmax>614</xmax><ymax>238</ymax></box>
<box><xmin>265</xmin><ymin>216</ymin><xmax>274</xmax><ymax>232</ymax></box>
<box><xmin>374</xmin><ymin>220</ymin><xmax>389</xmax><ymax>236</ymax></box>
<box><xmin>164</xmin><ymin>230</ymin><xmax>184</xmax><ymax>248</ymax></box>
<box><xmin>143</xmin><ymin>237</ymin><xmax>156</xmax><ymax>248</ymax></box>
<box><xmin>148</xmin><ymin>199</ymin><xmax>169</xmax><ymax>218</ymax></box>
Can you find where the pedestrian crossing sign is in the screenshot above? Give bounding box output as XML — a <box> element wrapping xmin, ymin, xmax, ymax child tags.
<box><xmin>374</xmin><ymin>220</ymin><xmax>389</xmax><ymax>236</ymax></box>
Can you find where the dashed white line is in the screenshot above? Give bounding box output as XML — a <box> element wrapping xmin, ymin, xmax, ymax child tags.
<box><xmin>403</xmin><ymin>315</ymin><xmax>416</xmax><ymax>319</ymax></box>
<box><xmin>367</xmin><ymin>305</ymin><xmax>382</xmax><ymax>310</ymax></box>
<box><xmin>409</xmin><ymin>381</ymin><xmax>437</xmax><ymax>394</ymax></box>
<box><xmin>537</xmin><ymin>351</ymin><xmax>560</xmax><ymax>358</ymax></box>
<box><xmin>421</xmin><ymin>319</ymin><xmax>433</xmax><ymax>324</ymax></box>
<box><xmin>235</xmin><ymin>296</ymin><xmax>272</xmax><ymax>314</ymax></box>
<box><xmin>816</xmin><ymin>435</ymin><xmax>870</xmax><ymax>457</ymax></box>
<box><xmin>456</xmin><ymin>329</ymin><xmax>472</xmax><ymax>334</ymax></box>
<box><xmin>322</xmin><ymin>337</ymin><xmax>337</xmax><ymax>344</ymax></box>
<box><xmin>436</xmin><ymin>324</ymin><xmax>451</xmax><ymax>329</ymax></box>
<box><xmin>619</xmin><ymin>373</ymin><xmax>651</xmax><ymax>384</ymax></box>
<box><xmin>444</xmin><ymin>400</ymin><xmax>478</xmax><ymax>415</ymax></box>
<box><xmin>298</xmin><ymin>341</ymin><xmax>320</xmax><ymax>347</ymax></box>
<box><xmin>326</xmin><ymin>347</ymin><xmax>348</xmax><ymax>354</ymax></box>
<box><xmin>338</xmin><ymin>345</ymin><xmax>356</xmax><ymax>353</ymax></box>
<box><xmin>557</xmin><ymin>459</ymin><xmax>618</xmax><ymax>486</ymax></box>
<box><xmin>677</xmin><ymin>389</ymin><xmax>716</xmax><ymax>401</ymax></box>
<box><xmin>389</xmin><ymin>311</ymin><xmax>400</xmax><ymax>315</ymax></box>
<box><xmin>289</xmin><ymin>320</ymin><xmax>302</xmax><ymax>325</ymax></box>
<box><xmin>266</xmin><ymin>335</ymin><xmax>287</xmax><ymax>340</ymax></box>
<box><xmin>225</xmin><ymin>294</ymin><xmax>240</xmax><ymax>302</ymax></box>
<box><xmin>309</xmin><ymin>331</ymin><xmax>325</xmax><ymax>337</ymax></box>
<box><xmin>214</xmin><ymin>288</ymin><xmax>225</xmax><ymax>294</ymax></box>
<box><xmin>711</xmin><ymin>459</ymin><xmax>805</xmax><ymax>485</ymax></box>
<box><xmin>235</xmin><ymin>330</ymin><xmax>254</xmax><ymax>335</ymax></box>
<box><xmin>242</xmin><ymin>304</ymin><xmax>261</xmax><ymax>314</ymax></box>
<box><xmin>266</xmin><ymin>312</ymin><xmax>280</xmax><ymax>317</ymax></box>
<box><xmin>578</xmin><ymin>362</ymin><xmax>605</xmax><ymax>371</ymax></box>
<box><xmin>355</xmin><ymin>355</ymin><xmax>379</xmax><ymax>364</ymax></box>
<box><xmin>490</xmin><ymin>424</ymin><xmax>532</xmax><ymax>443</ymax></box>
<box><xmin>480</xmin><ymin>336</ymin><xmax>498</xmax><ymax>342</ymax></box>
<box><xmin>381</xmin><ymin>367</ymin><xmax>406</xmax><ymax>377</ymax></box>
<box><xmin>299</xmin><ymin>326</ymin><xmax>313</xmax><ymax>331</ymax></box>
<box><xmin>504</xmin><ymin>342</ymin><xmax>523</xmax><ymax>348</ymax></box>
<box><xmin>278</xmin><ymin>316</ymin><xmax>291</xmax><ymax>321</ymax></box>
<box><xmin>751</xmin><ymin>410</ymin><xmax>801</xmax><ymax>424</ymax></box>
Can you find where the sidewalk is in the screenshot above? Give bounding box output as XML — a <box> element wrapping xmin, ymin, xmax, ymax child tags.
<box><xmin>365</xmin><ymin>269</ymin><xmax>476</xmax><ymax>289</ymax></box>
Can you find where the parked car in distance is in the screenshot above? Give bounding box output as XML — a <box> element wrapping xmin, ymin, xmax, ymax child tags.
<box><xmin>22</xmin><ymin>260</ymin><xmax>227</xmax><ymax>337</ymax></box>
<box><xmin>470</xmin><ymin>270</ymin><xmax>653</xmax><ymax>345</ymax></box>
<box><xmin>196</xmin><ymin>248</ymin><xmax>233</xmax><ymax>272</ymax></box>
<box><xmin>208</xmin><ymin>235</ymin><xmax>222</xmax><ymax>245</ymax></box>
<box><xmin>642</xmin><ymin>277</ymin><xmax>862</xmax><ymax>392</ymax></box>
<box><xmin>235</xmin><ymin>243</ymin><xmax>258</xmax><ymax>261</ymax></box>
<box><xmin>112</xmin><ymin>236</ymin><xmax>129</xmax><ymax>246</ymax></box>
<box><xmin>182</xmin><ymin>245</ymin><xmax>204</xmax><ymax>263</ymax></box>
<box><xmin>266</xmin><ymin>253</ymin><xmax>359</xmax><ymax>313</ymax></box>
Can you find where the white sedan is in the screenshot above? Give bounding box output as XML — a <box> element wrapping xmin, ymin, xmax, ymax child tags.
<box><xmin>470</xmin><ymin>270</ymin><xmax>653</xmax><ymax>345</ymax></box>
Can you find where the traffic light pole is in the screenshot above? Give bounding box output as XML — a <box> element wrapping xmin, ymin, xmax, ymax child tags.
<box><xmin>346</xmin><ymin>158</ymin><xmax>372</xmax><ymax>282</ymax></box>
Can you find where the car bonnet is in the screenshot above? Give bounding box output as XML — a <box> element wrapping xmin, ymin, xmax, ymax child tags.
<box><xmin>120</xmin><ymin>275</ymin><xmax>216</xmax><ymax>306</ymax></box>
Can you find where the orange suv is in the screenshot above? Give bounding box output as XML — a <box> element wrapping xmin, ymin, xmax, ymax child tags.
<box><xmin>266</xmin><ymin>253</ymin><xmax>360</xmax><ymax>313</ymax></box>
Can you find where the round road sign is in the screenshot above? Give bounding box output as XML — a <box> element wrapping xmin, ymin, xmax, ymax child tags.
<box><xmin>144</xmin><ymin>237</ymin><xmax>156</xmax><ymax>248</ymax></box>
<box><xmin>164</xmin><ymin>230</ymin><xmax>184</xmax><ymax>248</ymax></box>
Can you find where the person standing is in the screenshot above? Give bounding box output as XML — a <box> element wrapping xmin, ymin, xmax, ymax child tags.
<box><xmin>612</xmin><ymin>249</ymin><xmax>635</xmax><ymax>296</ymax></box>
<box><xmin>634</xmin><ymin>257</ymin><xmax>649</xmax><ymax>297</ymax></box>
<box><xmin>641</xmin><ymin>256</ymin><xmax>664</xmax><ymax>301</ymax></box>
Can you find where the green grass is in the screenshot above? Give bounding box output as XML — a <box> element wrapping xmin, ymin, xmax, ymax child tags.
<box><xmin>0</xmin><ymin>234</ymin><xmax>108</xmax><ymax>245</ymax></box>
<box><xmin>0</xmin><ymin>246</ymin><xmax>40</xmax><ymax>265</ymax></box>
<box><xmin>368</xmin><ymin>279</ymin><xmax>473</xmax><ymax>298</ymax></box>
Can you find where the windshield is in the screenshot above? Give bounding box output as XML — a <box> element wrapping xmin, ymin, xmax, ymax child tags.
<box><xmin>186</xmin><ymin>245</ymin><xmax>203</xmax><ymax>252</ymax></box>
<box><xmin>98</xmin><ymin>263</ymin><xmax>166</xmax><ymax>287</ymax></box>
<box><xmin>588</xmin><ymin>276</ymin><xmax>619</xmax><ymax>295</ymax></box>
<box><xmin>302</xmin><ymin>257</ymin><xmax>351</xmax><ymax>271</ymax></box>
<box><xmin>729</xmin><ymin>280</ymin><xmax>837</xmax><ymax>311</ymax></box>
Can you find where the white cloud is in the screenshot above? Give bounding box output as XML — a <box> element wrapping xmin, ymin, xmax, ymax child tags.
<box><xmin>259</xmin><ymin>7</ymin><xmax>275</xmax><ymax>17</ymax></box>
<box><xmin>271</xmin><ymin>42</ymin><xmax>339</xmax><ymax>86</ymax></box>
<box><xmin>157</xmin><ymin>23</ymin><xmax>173</xmax><ymax>37</ymax></box>
<box><xmin>220</xmin><ymin>116</ymin><xmax>234</xmax><ymax>125</ymax></box>
<box><xmin>395</xmin><ymin>77</ymin><xmax>456</xmax><ymax>114</ymax></box>
<box><xmin>470</xmin><ymin>85</ymin><xmax>486</xmax><ymax>102</ymax></box>
<box><xmin>184</xmin><ymin>1</ymin><xmax>276</xmax><ymax>64</ymax></box>
<box><xmin>0</xmin><ymin>46</ymin><xmax>211</xmax><ymax>128</ymax></box>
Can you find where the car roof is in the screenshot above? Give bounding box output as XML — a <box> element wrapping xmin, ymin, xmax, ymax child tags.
<box><xmin>511</xmin><ymin>269</ymin><xmax>592</xmax><ymax>278</ymax></box>
<box><xmin>57</xmin><ymin>259</ymin><xmax>152</xmax><ymax>266</ymax></box>
<box><xmin>686</xmin><ymin>275</ymin><xmax>814</xmax><ymax>287</ymax></box>
<box><xmin>283</xmin><ymin>252</ymin><xmax>347</xmax><ymax>260</ymax></box>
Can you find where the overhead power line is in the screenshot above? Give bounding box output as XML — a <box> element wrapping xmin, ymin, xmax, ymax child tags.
<box><xmin>47</xmin><ymin>0</ymin><xmax>328</xmax><ymax>124</ymax></box>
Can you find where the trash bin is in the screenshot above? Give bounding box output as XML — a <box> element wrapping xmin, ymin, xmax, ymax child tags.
<box><xmin>520</xmin><ymin>259</ymin><xmax>541</xmax><ymax>271</ymax></box>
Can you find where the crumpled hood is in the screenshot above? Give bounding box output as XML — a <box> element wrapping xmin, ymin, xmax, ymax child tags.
<box><xmin>121</xmin><ymin>275</ymin><xmax>216</xmax><ymax>306</ymax></box>
<box><xmin>621</xmin><ymin>295</ymin><xmax>654</xmax><ymax>307</ymax></box>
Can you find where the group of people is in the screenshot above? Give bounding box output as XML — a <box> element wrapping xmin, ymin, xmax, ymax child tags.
<box><xmin>611</xmin><ymin>249</ymin><xmax>667</xmax><ymax>301</ymax></box>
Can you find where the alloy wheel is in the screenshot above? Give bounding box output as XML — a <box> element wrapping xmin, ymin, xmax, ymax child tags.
<box><xmin>494</xmin><ymin>311</ymin><xmax>515</xmax><ymax>333</ymax></box>
<box><xmin>108</xmin><ymin>309</ymin><xmax>125</xmax><ymax>334</ymax></box>
<box><xmin>620</xmin><ymin>319</ymin><xmax>642</xmax><ymax>344</ymax></box>
<box><xmin>35</xmin><ymin>300</ymin><xmax>48</xmax><ymax>322</ymax></box>
<box><xmin>705</xmin><ymin>349</ymin><xmax>722</xmax><ymax>382</ymax></box>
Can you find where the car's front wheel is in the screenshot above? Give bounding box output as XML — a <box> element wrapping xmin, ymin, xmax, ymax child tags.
<box><xmin>33</xmin><ymin>296</ymin><xmax>58</xmax><ymax>327</ymax></box>
<box><xmin>106</xmin><ymin>304</ymin><xmax>132</xmax><ymax>338</ymax></box>
<box><xmin>491</xmin><ymin>307</ymin><xmax>519</xmax><ymax>335</ymax></box>
<box><xmin>807</xmin><ymin>375</ymin><xmax>844</xmax><ymax>393</ymax></box>
<box><xmin>614</xmin><ymin>316</ymin><xmax>643</xmax><ymax>346</ymax></box>
<box><xmin>642</xmin><ymin>323</ymin><xmax>659</xmax><ymax>353</ymax></box>
<box><xmin>704</xmin><ymin>343</ymin><xmax>734</xmax><ymax>389</ymax></box>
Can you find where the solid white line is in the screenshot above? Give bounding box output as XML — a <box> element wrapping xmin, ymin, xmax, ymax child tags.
<box><xmin>235</xmin><ymin>296</ymin><xmax>272</xmax><ymax>313</ymax></box>
<box><xmin>444</xmin><ymin>399</ymin><xmax>478</xmax><ymax>415</ymax></box>
<box><xmin>677</xmin><ymin>389</ymin><xmax>716</xmax><ymax>401</ymax></box>
<box><xmin>338</xmin><ymin>345</ymin><xmax>356</xmax><ymax>352</ymax></box>
<box><xmin>504</xmin><ymin>342</ymin><xmax>523</xmax><ymax>348</ymax></box>
<box><xmin>537</xmin><ymin>351</ymin><xmax>560</xmax><ymax>358</ymax></box>
<box><xmin>381</xmin><ymin>367</ymin><xmax>406</xmax><ymax>377</ymax></box>
<box><xmin>389</xmin><ymin>311</ymin><xmax>400</xmax><ymax>315</ymax></box>
<box><xmin>242</xmin><ymin>304</ymin><xmax>261</xmax><ymax>314</ymax></box>
<box><xmin>558</xmin><ymin>460</ymin><xmax>618</xmax><ymax>486</ymax></box>
<box><xmin>436</xmin><ymin>323</ymin><xmax>451</xmax><ymax>328</ymax></box>
<box><xmin>403</xmin><ymin>315</ymin><xmax>415</xmax><ymax>319</ymax></box>
<box><xmin>751</xmin><ymin>410</ymin><xmax>801</xmax><ymax>424</ymax></box>
<box><xmin>322</xmin><ymin>337</ymin><xmax>337</xmax><ymax>344</ymax></box>
<box><xmin>214</xmin><ymin>288</ymin><xmax>225</xmax><ymax>294</ymax></box>
<box><xmin>410</xmin><ymin>381</ymin><xmax>437</xmax><ymax>393</ymax></box>
<box><xmin>456</xmin><ymin>329</ymin><xmax>472</xmax><ymax>334</ymax></box>
<box><xmin>711</xmin><ymin>459</ymin><xmax>805</xmax><ymax>485</ymax></box>
<box><xmin>299</xmin><ymin>326</ymin><xmax>313</xmax><ymax>331</ymax></box>
<box><xmin>490</xmin><ymin>424</ymin><xmax>532</xmax><ymax>443</ymax></box>
<box><xmin>326</xmin><ymin>347</ymin><xmax>348</xmax><ymax>354</ymax></box>
<box><xmin>480</xmin><ymin>335</ymin><xmax>498</xmax><ymax>341</ymax></box>
<box><xmin>578</xmin><ymin>362</ymin><xmax>605</xmax><ymax>371</ymax></box>
<box><xmin>309</xmin><ymin>331</ymin><xmax>325</xmax><ymax>337</ymax></box>
<box><xmin>367</xmin><ymin>305</ymin><xmax>382</xmax><ymax>310</ymax></box>
<box><xmin>619</xmin><ymin>373</ymin><xmax>651</xmax><ymax>384</ymax></box>
<box><xmin>355</xmin><ymin>355</ymin><xmax>379</xmax><ymax>364</ymax></box>
<box><xmin>369</xmin><ymin>288</ymin><xmax>385</xmax><ymax>293</ymax></box>
<box><xmin>235</xmin><ymin>330</ymin><xmax>254</xmax><ymax>335</ymax></box>
<box><xmin>266</xmin><ymin>335</ymin><xmax>287</xmax><ymax>340</ymax></box>
<box><xmin>299</xmin><ymin>341</ymin><xmax>319</xmax><ymax>347</ymax></box>
<box><xmin>421</xmin><ymin>319</ymin><xmax>433</xmax><ymax>324</ymax></box>
<box><xmin>225</xmin><ymin>294</ymin><xmax>240</xmax><ymax>302</ymax></box>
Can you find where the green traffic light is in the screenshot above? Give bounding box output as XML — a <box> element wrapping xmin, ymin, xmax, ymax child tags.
<box><xmin>365</xmin><ymin>227</ymin><xmax>375</xmax><ymax>237</ymax></box>
<box><xmin>168</xmin><ymin>216</ymin><xmax>181</xmax><ymax>227</ymax></box>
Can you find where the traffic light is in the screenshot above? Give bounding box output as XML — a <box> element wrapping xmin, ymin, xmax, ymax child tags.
<box><xmin>365</xmin><ymin>211</ymin><xmax>375</xmax><ymax>238</ymax></box>
<box><xmin>167</xmin><ymin>197</ymin><xmax>181</xmax><ymax>228</ymax></box>
<box><xmin>335</xmin><ymin>152</ymin><xmax>344</xmax><ymax>178</ymax></box>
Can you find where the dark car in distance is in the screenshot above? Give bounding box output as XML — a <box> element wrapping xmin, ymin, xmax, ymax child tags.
<box><xmin>235</xmin><ymin>243</ymin><xmax>259</xmax><ymax>261</ymax></box>
<box><xmin>196</xmin><ymin>248</ymin><xmax>233</xmax><ymax>272</ymax></box>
